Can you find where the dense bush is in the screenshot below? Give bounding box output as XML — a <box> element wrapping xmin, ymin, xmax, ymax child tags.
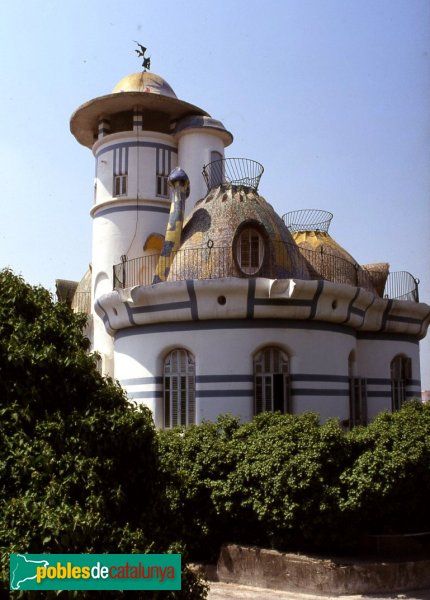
<box><xmin>3</xmin><ymin>267</ymin><xmax>429</xmax><ymax>597</ymax></box>
<box><xmin>159</xmin><ymin>402</ymin><xmax>430</xmax><ymax>559</ymax></box>
<box><xmin>0</xmin><ymin>269</ymin><xmax>207</xmax><ymax>599</ymax></box>
<box><xmin>340</xmin><ymin>400</ymin><xmax>430</xmax><ymax>535</ymax></box>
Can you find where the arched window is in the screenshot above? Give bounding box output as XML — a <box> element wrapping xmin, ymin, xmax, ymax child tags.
<box><xmin>348</xmin><ymin>351</ymin><xmax>367</xmax><ymax>428</ymax></box>
<box><xmin>254</xmin><ymin>347</ymin><xmax>290</xmax><ymax>414</ymax></box>
<box><xmin>236</xmin><ymin>227</ymin><xmax>265</xmax><ymax>275</ymax></box>
<box><xmin>164</xmin><ymin>349</ymin><xmax>196</xmax><ymax>428</ymax></box>
<box><xmin>391</xmin><ymin>355</ymin><xmax>411</xmax><ymax>411</ymax></box>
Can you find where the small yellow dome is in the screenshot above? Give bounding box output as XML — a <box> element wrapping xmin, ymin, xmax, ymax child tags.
<box><xmin>112</xmin><ymin>72</ymin><xmax>177</xmax><ymax>98</ymax></box>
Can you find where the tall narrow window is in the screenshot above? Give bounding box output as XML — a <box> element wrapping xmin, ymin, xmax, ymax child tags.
<box><xmin>209</xmin><ymin>150</ymin><xmax>223</xmax><ymax>188</ymax></box>
<box><xmin>349</xmin><ymin>379</ymin><xmax>367</xmax><ymax>427</ymax></box>
<box><xmin>391</xmin><ymin>355</ymin><xmax>411</xmax><ymax>411</ymax></box>
<box><xmin>156</xmin><ymin>147</ymin><xmax>171</xmax><ymax>198</ymax></box>
<box><xmin>254</xmin><ymin>347</ymin><xmax>290</xmax><ymax>414</ymax></box>
<box><xmin>114</xmin><ymin>174</ymin><xmax>127</xmax><ymax>196</ymax></box>
<box><xmin>113</xmin><ymin>146</ymin><xmax>128</xmax><ymax>197</ymax></box>
<box><xmin>164</xmin><ymin>349</ymin><xmax>196</xmax><ymax>428</ymax></box>
<box><xmin>236</xmin><ymin>228</ymin><xmax>265</xmax><ymax>275</ymax></box>
<box><xmin>348</xmin><ymin>352</ymin><xmax>367</xmax><ymax>428</ymax></box>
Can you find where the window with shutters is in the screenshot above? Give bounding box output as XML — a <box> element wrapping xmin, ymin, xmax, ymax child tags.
<box><xmin>114</xmin><ymin>174</ymin><xmax>127</xmax><ymax>196</ymax></box>
<box><xmin>163</xmin><ymin>349</ymin><xmax>196</xmax><ymax>428</ymax></box>
<box><xmin>113</xmin><ymin>146</ymin><xmax>128</xmax><ymax>197</ymax></box>
<box><xmin>348</xmin><ymin>351</ymin><xmax>367</xmax><ymax>428</ymax></box>
<box><xmin>391</xmin><ymin>355</ymin><xmax>411</xmax><ymax>411</ymax></box>
<box><xmin>236</xmin><ymin>227</ymin><xmax>265</xmax><ymax>275</ymax></box>
<box><xmin>254</xmin><ymin>347</ymin><xmax>290</xmax><ymax>414</ymax></box>
<box><xmin>156</xmin><ymin>147</ymin><xmax>171</xmax><ymax>198</ymax></box>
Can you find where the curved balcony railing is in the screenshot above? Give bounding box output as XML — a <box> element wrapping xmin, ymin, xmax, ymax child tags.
<box><xmin>282</xmin><ymin>209</ymin><xmax>334</xmax><ymax>233</ymax></box>
<box><xmin>202</xmin><ymin>158</ymin><xmax>264</xmax><ymax>192</ymax></box>
<box><xmin>384</xmin><ymin>271</ymin><xmax>419</xmax><ymax>302</ymax></box>
<box><xmin>113</xmin><ymin>244</ymin><xmax>419</xmax><ymax>302</ymax></box>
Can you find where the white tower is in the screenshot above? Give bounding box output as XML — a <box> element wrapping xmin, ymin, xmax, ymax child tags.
<box><xmin>70</xmin><ymin>70</ymin><xmax>233</xmax><ymax>374</ymax></box>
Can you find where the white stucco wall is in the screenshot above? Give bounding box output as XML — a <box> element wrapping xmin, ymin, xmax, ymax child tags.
<box><xmin>93</xmin><ymin>276</ymin><xmax>428</xmax><ymax>424</ymax></box>
<box><xmin>356</xmin><ymin>337</ymin><xmax>421</xmax><ymax>420</ymax></box>
<box><xmin>176</xmin><ymin>130</ymin><xmax>225</xmax><ymax>214</ymax></box>
<box><xmin>114</xmin><ymin>323</ymin><xmax>358</xmax><ymax>428</ymax></box>
<box><xmin>93</xmin><ymin>132</ymin><xmax>178</xmax><ymax>205</ymax></box>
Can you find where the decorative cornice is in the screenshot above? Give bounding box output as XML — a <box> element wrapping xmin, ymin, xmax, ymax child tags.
<box><xmin>94</xmin><ymin>277</ymin><xmax>430</xmax><ymax>340</ymax></box>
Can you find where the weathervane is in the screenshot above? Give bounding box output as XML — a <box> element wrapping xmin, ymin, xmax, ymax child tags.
<box><xmin>134</xmin><ymin>42</ymin><xmax>151</xmax><ymax>71</ymax></box>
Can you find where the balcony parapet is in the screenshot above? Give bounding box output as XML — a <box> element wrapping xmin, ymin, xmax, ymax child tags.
<box><xmin>202</xmin><ymin>158</ymin><xmax>264</xmax><ymax>192</ymax></box>
<box><xmin>113</xmin><ymin>243</ymin><xmax>420</xmax><ymax>302</ymax></box>
<box><xmin>283</xmin><ymin>209</ymin><xmax>333</xmax><ymax>233</ymax></box>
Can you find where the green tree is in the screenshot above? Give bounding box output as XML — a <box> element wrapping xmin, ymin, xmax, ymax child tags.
<box><xmin>341</xmin><ymin>400</ymin><xmax>430</xmax><ymax>535</ymax></box>
<box><xmin>159</xmin><ymin>404</ymin><xmax>430</xmax><ymax>558</ymax></box>
<box><xmin>159</xmin><ymin>412</ymin><xmax>354</xmax><ymax>557</ymax></box>
<box><xmin>0</xmin><ymin>269</ymin><xmax>207</xmax><ymax>599</ymax></box>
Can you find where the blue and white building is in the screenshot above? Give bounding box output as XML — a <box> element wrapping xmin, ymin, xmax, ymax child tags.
<box><xmin>58</xmin><ymin>67</ymin><xmax>430</xmax><ymax>429</ymax></box>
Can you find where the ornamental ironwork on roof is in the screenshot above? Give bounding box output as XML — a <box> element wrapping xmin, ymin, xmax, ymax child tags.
<box><xmin>202</xmin><ymin>158</ymin><xmax>264</xmax><ymax>192</ymax></box>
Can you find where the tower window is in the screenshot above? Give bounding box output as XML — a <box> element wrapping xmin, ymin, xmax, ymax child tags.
<box><xmin>114</xmin><ymin>174</ymin><xmax>127</xmax><ymax>196</ymax></box>
<box><xmin>156</xmin><ymin>175</ymin><xmax>168</xmax><ymax>197</ymax></box>
<box><xmin>164</xmin><ymin>349</ymin><xmax>196</xmax><ymax>428</ymax></box>
<box><xmin>113</xmin><ymin>146</ymin><xmax>129</xmax><ymax>197</ymax></box>
<box><xmin>254</xmin><ymin>347</ymin><xmax>290</xmax><ymax>414</ymax></box>
<box><xmin>236</xmin><ymin>227</ymin><xmax>265</xmax><ymax>275</ymax></box>
<box><xmin>156</xmin><ymin>147</ymin><xmax>172</xmax><ymax>198</ymax></box>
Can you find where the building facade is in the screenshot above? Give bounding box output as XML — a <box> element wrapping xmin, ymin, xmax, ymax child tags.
<box><xmin>58</xmin><ymin>67</ymin><xmax>430</xmax><ymax>429</ymax></box>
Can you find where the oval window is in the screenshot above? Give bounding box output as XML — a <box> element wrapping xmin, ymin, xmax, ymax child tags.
<box><xmin>236</xmin><ymin>227</ymin><xmax>265</xmax><ymax>275</ymax></box>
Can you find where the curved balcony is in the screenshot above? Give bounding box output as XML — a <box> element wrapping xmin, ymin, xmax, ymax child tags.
<box><xmin>282</xmin><ymin>209</ymin><xmax>334</xmax><ymax>233</ymax></box>
<box><xmin>202</xmin><ymin>158</ymin><xmax>264</xmax><ymax>192</ymax></box>
<box><xmin>113</xmin><ymin>243</ymin><xmax>420</xmax><ymax>302</ymax></box>
<box><xmin>384</xmin><ymin>271</ymin><xmax>419</xmax><ymax>302</ymax></box>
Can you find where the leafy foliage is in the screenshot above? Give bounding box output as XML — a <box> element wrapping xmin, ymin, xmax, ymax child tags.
<box><xmin>0</xmin><ymin>269</ymin><xmax>207</xmax><ymax>599</ymax></box>
<box><xmin>159</xmin><ymin>403</ymin><xmax>430</xmax><ymax>559</ymax></box>
<box><xmin>340</xmin><ymin>400</ymin><xmax>430</xmax><ymax>534</ymax></box>
<box><xmin>3</xmin><ymin>268</ymin><xmax>429</xmax><ymax>597</ymax></box>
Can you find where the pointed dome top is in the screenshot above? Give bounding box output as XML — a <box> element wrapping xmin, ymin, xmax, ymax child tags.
<box><xmin>112</xmin><ymin>72</ymin><xmax>177</xmax><ymax>98</ymax></box>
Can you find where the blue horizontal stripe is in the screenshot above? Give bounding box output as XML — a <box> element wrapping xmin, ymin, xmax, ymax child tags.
<box><xmin>130</xmin><ymin>301</ymin><xmax>191</xmax><ymax>314</ymax></box>
<box><xmin>120</xmin><ymin>377</ymin><xmax>163</xmax><ymax>385</ymax></box>
<box><xmin>291</xmin><ymin>374</ymin><xmax>349</xmax><ymax>383</ymax></box>
<box><xmin>96</xmin><ymin>140</ymin><xmax>178</xmax><ymax>158</ymax></box>
<box><xmin>292</xmin><ymin>389</ymin><xmax>350</xmax><ymax>397</ymax></box>
<box><xmin>196</xmin><ymin>389</ymin><xmax>251</xmax><ymax>398</ymax></box>
<box><xmin>94</xmin><ymin>204</ymin><xmax>170</xmax><ymax>218</ymax></box>
<box><xmin>366</xmin><ymin>391</ymin><xmax>392</xmax><ymax>398</ymax></box>
<box><xmin>196</xmin><ymin>375</ymin><xmax>253</xmax><ymax>383</ymax></box>
<box><xmin>128</xmin><ymin>391</ymin><xmax>163</xmax><ymax>399</ymax></box>
<box><xmin>115</xmin><ymin>319</ymin><xmax>357</xmax><ymax>339</ymax></box>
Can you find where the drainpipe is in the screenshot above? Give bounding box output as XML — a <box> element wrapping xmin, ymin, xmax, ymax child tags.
<box><xmin>152</xmin><ymin>167</ymin><xmax>190</xmax><ymax>284</ymax></box>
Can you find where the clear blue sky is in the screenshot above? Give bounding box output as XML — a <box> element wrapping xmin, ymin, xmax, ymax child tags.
<box><xmin>1</xmin><ymin>0</ymin><xmax>429</xmax><ymax>387</ymax></box>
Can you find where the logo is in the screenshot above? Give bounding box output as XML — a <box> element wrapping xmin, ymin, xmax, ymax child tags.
<box><xmin>10</xmin><ymin>554</ymin><xmax>181</xmax><ymax>591</ymax></box>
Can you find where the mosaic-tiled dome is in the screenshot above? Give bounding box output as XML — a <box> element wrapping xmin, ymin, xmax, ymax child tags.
<box><xmin>167</xmin><ymin>185</ymin><xmax>312</xmax><ymax>281</ymax></box>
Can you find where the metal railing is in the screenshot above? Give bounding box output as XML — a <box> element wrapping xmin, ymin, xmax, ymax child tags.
<box><xmin>384</xmin><ymin>271</ymin><xmax>419</xmax><ymax>302</ymax></box>
<box><xmin>202</xmin><ymin>158</ymin><xmax>264</xmax><ymax>192</ymax></box>
<box><xmin>113</xmin><ymin>243</ymin><xmax>419</xmax><ymax>301</ymax></box>
<box><xmin>282</xmin><ymin>209</ymin><xmax>334</xmax><ymax>233</ymax></box>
